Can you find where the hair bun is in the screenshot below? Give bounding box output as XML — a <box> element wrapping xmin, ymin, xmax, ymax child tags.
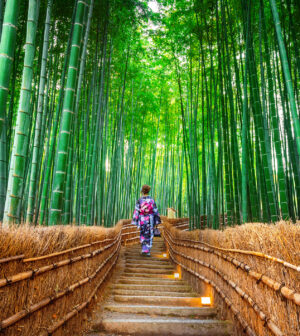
<box><xmin>141</xmin><ymin>184</ymin><xmax>151</xmax><ymax>194</ymax></box>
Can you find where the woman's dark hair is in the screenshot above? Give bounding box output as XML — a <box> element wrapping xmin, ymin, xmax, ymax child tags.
<box><xmin>141</xmin><ymin>185</ymin><xmax>151</xmax><ymax>195</ymax></box>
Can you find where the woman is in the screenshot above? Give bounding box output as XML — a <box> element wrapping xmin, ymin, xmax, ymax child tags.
<box><xmin>131</xmin><ymin>185</ymin><xmax>161</xmax><ymax>256</ymax></box>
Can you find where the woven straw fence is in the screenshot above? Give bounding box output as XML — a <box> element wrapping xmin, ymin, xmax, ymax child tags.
<box><xmin>162</xmin><ymin>218</ymin><xmax>300</xmax><ymax>336</ymax></box>
<box><xmin>0</xmin><ymin>219</ymin><xmax>139</xmax><ymax>336</ymax></box>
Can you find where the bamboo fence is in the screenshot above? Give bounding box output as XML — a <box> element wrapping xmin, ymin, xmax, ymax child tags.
<box><xmin>0</xmin><ymin>219</ymin><xmax>139</xmax><ymax>336</ymax></box>
<box><xmin>162</xmin><ymin>218</ymin><xmax>300</xmax><ymax>336</ymax></box>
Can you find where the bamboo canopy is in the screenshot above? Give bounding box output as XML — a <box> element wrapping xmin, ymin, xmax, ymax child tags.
<box><xmin>0</xmin><ymin>0</ymin><xmax>298</xmax><ymax>227</ymax></box>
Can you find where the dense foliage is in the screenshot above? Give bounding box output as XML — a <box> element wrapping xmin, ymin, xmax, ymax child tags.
<box><xmin>0</xmin><ymin>0</ymin><xmax>298</xmax><ymax>227</ymax></box>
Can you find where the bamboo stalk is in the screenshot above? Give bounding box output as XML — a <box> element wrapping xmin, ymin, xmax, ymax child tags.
<box><xmin>0</xmin><ymin>254</ymin><xmax>24</xmax><ymax>264</ymax></box>
<box><xmin>121</xmin><ymin>230</ymin><xmax>140</xmax><ymax>237</ymax></box>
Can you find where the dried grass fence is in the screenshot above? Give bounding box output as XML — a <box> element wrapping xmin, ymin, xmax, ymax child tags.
<box><xmin>162</xmin><ymin>218</ymin><xmax>300</xmax><ymax>336</ymax></box>
<box><xmin>0</xmin><ymin>219</ymin><xmax>139</xmax><ymax>336</ymax></box>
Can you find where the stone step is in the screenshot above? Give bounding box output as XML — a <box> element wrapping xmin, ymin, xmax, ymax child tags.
<box><xmin>125</xmin><ymin>256</ymin><xmax>170</xmax><ymax>263</ymax></box>
<box><xmin>93</xmin><ymin>315</ymin><xmax>232</xmax><ymax>336</ymax></box>
<box><xmin>126</xmin><ymin>247</ymin><xmax>165</xmax><ymax>251</ymax></box>
<box><xmin>114</xmin><ymin>295</ymin><xmax>203</xmax><ymax>306</ymax></box>
<box><xmin>126</xmin><ymin>248</ymin><xmax>166</xmax><ymax>253</ymax></box>
<box><xmin>112</xmin><ymin>284</ymin><xmax>191</xmax><ymax>292</ymax></box>
<box><xmin>125</xmin><ymin>257</ymin><xmax>172</xmax><ymax>265</ymax></box>
<box><xmin>127</xmin><ymin>242</ymin><xmax>165</xmax><ymax>246</ymax></box>
<box><xmin>125</xmin><ymin>264</ymin><xmax>174</xmax><ymax>270</ymax></box>
<box><xmin>104</xmin><ymin>304</ymin><xmax>217</xmax><ymax>318</ymax></box>
<box><xmin>125</xmin><ymin>260</ymin><xmax>171</xmax><ymax>267</ymax></box>
<box><xmin>125</xmin><ymin>252</ymin><xmax>167</xmax><ymax>257</ymax></box>
<box><xmin>117</xmin><ymin>277</ymin><xmax>185</xmax><ymax>285</ymax></box>
<box><xmin>113</xmin><ymin>289</ymin><xmax>197</xmax><ymax>297</ymax></box>
<box><xmin>127</xmin><ymin>246</ymin><xmax>166</xmax><ymax>250</ymax></box>
<box><xmin>125</xmin><ymin>267</ymin><xmax>174</xmax><ymax>274</ymax></box>
<box><xmin>125</xmin><ymin>252</ymin><xmax>165</xmax><ymax>257</ymax></box>
<box><xmin>121</xmin><ymin>272</ymin><xmax>172</xmax><ymax>278</ymax></box>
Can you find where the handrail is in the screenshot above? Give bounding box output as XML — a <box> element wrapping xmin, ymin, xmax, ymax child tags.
<box><xmin>0</xmin><ymin>254</ymin><xmax>24</xmax><ymax>264</ymax></box>
<box><xmin>164</xmin><ymin>228</ymin><xmax>283</xmax><ymax>336</ymax></box>
<box><xmin>0</xmin><ymin>238</ymin><xmax>121</xmax><ymax>331</ymax></box>
<box><xmin>0</xmin><ymin>231</ymin><xmax>121</xmax><ymax>288</ymax></box>
<box><xmin>164</xmin><ymin>228</ymin><xmax>300</xmax><ymax>306</ymax></box>
<box><xmin>165</xmin><ymin>237</ymin><xmax>256</xmax><ymax>336</ymax></box>
<box><xmin>167</xmin><ymin>226</ymin><xmax>300</xmax><ymax>272</ymax></box>
<box><xmin>23</xmin><ymin>237</ymin><xmax>115</xmax><ymax>262</ymax></box>
<box><xmin>0</xmin><ymin>221</ymin><xmax>136</xmax><ymax>265</ymax></box>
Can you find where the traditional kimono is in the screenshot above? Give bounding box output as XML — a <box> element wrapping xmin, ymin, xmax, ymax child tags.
<box><xmin>131</xmin><ymin>195</ymin><xmax>161</xmax><ymax>254</ymax></box>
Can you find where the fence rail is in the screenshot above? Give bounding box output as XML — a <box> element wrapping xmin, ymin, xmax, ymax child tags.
<box><xmin>0</xmin><ymin>219</ymin><xmax>140</xmax><ymax>336</ymax></box>
<box><xmin>162</xmin><ymin>218</ymin><xmax>299</xmax><ymax>336</ymax></box>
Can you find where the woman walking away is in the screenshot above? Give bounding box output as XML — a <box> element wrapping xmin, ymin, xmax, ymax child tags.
<box><xmin>131</xmin><ymin>185</ymin><xmax>161</xmax><ymax>256</ymax></box>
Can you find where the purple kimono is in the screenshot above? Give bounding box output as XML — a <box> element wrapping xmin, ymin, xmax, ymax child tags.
<box><xmin>131</xmin><ymin>196</ymin><xmax>161</xmax><ymax>253</ymax></box>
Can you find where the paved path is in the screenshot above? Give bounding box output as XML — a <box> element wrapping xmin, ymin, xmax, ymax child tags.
<box><xmin>87</xmin><ymin>238</ymin><xmax>232</xmax><ymax>335</ymax></box>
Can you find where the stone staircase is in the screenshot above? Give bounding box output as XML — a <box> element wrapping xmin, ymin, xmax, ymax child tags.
<box><xmin>87</xmin><ymin>238</ymin><xmax>232</xmax><ymax>336</ymax></box>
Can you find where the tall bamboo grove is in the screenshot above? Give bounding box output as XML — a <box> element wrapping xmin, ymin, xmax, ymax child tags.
<box><xmin>0</xmin><ymin>0</ymin><xmax>298</xmax><ymax>228</ymax></box>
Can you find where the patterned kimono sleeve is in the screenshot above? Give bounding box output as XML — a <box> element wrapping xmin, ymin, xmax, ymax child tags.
<box><xmin>131</xmin><ymin>200</ymin><xmax>141</xmax><ymax>227</ymax></box>
<box><xmin>153</xmin><ymin>201</ymin><xmax>161</xmax><ymax>226</ymax></box>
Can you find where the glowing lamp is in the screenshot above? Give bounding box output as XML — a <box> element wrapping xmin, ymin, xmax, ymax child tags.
<box><xmin>163</xmin><ymin>253</ymin><xmax>167</xmax><ymax>258</ymax></box>
<box><xmin>174</xmin><ymin>273</ymin><xmax>180</xmax><ymax>279</ymax></box>
<box><xmin>201</xmin><ymin>297</ymin><xmax>211</xmax><ymax>305</ymax></box>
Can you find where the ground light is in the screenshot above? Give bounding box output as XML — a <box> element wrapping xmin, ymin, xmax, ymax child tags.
<box><xmin>201</xmin><ymin>297</ymin><xmax>212</xmax><ymax>305</ymax></box>
<box><xmin>154</xmin><ymin>252</ymin><xmax>169</xmax><ymax>259</ymax></box>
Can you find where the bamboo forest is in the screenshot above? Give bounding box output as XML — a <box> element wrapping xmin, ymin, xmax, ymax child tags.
<box><xmin>0</xmin><ymin>0</ymin><xmax>299</xmax><ymax>228</ymax></box>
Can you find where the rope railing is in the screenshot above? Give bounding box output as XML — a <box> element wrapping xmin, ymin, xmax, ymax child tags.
<box><xmin>162</xmin><ymin>218</ymin><xmax>299</xmax><ymax>336</ymax></box>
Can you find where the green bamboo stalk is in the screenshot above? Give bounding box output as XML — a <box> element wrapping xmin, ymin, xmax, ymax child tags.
<box><xmin>3</xmin><ymin>0</ymin><xmax>40</xmax><ymax>226</ymax></box>
<box><xmin>26</xmin><ymin>0</ymin><xmax>53</xmax><ymax>224</ymax></box>
<box><xmin>0</xmin><ymin>0</ymin><xmax>20</xmax><ymax>138</ymax></box>
<box><xmin>241</xmin><ymin>0</ymin><xmax>250</xmax><ymax>223</ymax></box>
<box><xmin>221</xmin><ymin>0</ymin><xmax>241</xmax><ymax>224</ymax></box>
<box><xmin>246</xmin><ymin>9</ymin><xmax>278</xmax><ymax>222</ymax></box>
<box><xmin>0</xmin><ymin>0</ymin><xmax>21</xmax><ymax>220</ymax></box>
<box><xmin>260</xmin><ymin>0</ymin><xmax>289</xmax><ymax>219</ymax></box>
<box><xmin>269</xmin><ymin>0</ymin><xmax>300</xmax><ymax>160</ymax></box>
<box><xmin>0</xmin><ymin>0</ymin><xmax>4</xmax><ymax>41</ymax></box>
<box><xmin>49</xmin><ymin>0</ymin><xmax>87</xmax><ymax>225</ymax></box>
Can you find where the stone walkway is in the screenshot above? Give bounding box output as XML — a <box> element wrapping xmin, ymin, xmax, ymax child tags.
<box><xmin>86</xmin><ymin>238</ymin><xmax>232</xmax><ymax>336</ymax></box>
